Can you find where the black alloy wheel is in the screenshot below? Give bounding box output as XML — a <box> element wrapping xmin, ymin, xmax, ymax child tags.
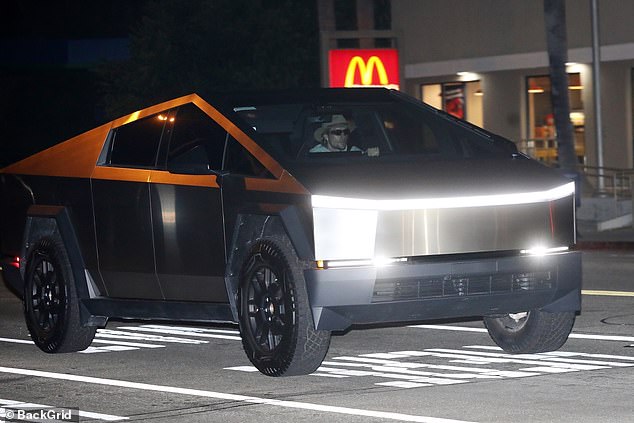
<box><xmin>244</xmin><ymin>251</ymin><xmax>294</xmax><ymax>355</ymax></box>
<box><xmin>26</xmin><ymin>248</ymin><xmax>67</xmax><ymax>347</ymax></box>
<box><xmin>24</xmin><ymin>237</ymin><xmax>96</xmax><ymax>353</ymax></box>
<box><xmin>238</xmin><ymin>237</ymin><xmax>331</xmax><ymax>376</ymax></box>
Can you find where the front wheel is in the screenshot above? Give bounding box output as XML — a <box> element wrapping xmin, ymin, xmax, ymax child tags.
<box><xmin>484</xmin><ymin>310</ymin><xmax>575</xmax><ymax>353</ymax></box>
<box><xmin>23</xmin><ymin>237</ymin><xmax>96</xmax><ymax>353</ymax></box>
<box><xmin>238</xmin><ymin>236</ymin><xmax>331</xmax><ymax>376</ymax></box>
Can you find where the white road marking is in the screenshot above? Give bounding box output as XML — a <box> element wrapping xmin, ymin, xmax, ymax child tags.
<box><xmin>136</xmin><ymin>324</ymin><xmax>239</xmax><ymax>335</ymax></box>
<box><xmin>0</xmin><ymin>337</ymin><xmax>32</xmax><ymax>345</ymax></box>
<box><xmin>329</xmin><ymin>356</ymin><xmax>540</xmax><ymax>378</ymax></box>
<box><xmin>0</xmin><ymin>367</ymin><xmax>476</xmax><ymax>423</ymax></box>
<box><xmin>83</xmin><ymin>324</ymin><xmax>242</xmax><ymax>353</ymax></box>
<box><xmin>117</xmin><ymin>326</ymin><xmax>242</xmax><ymax>341</ymax></box>
<box><xmin>79</xmin><ymin>345</ymin><xmax>140</xmax><ymax>354</ymax></box>
<box><xmin>0</xmin><ymin>398</ymin><xmax>127</xmax><ymax>421</ymax></box>
<box><xmin>423</xmin><ymin>349</ymin><xmax>617</xmax><ymax>370</ymax></box>
<box><xmin>520</xmin><ymin>367</ymin><xmax>577</xmax><ymax>373</ymax></box>
<box><xmin>541</xmin><ymin>350</ymin><xmax>634</xmax><ymax>361</ymax></box>
<box><xmin>229</xmin><ymin>344</ymin><xmax>634</xmax><ymax>390</ymax></box>
<box><xmin>581</xmin><ymin>289</ymin><xmax>634</xmax><ymax>297</ymax></box>
<box><xmin>0</xmin><ymin>325</ymin><xmax>237</xmax><ymax>354</ymax></box>
<box><xmin>325</xmin><ymin>358</ymin><xmax>526</xmax><ymax>378</ymax></box>
<box><xmin>410</xmin><ymin>324</ymin><xmax>634</xmax><ymax>343</ymax></box>
<box><xmin>410</xmin><ymin>325</ymin><xmax>487</xmax><ymax>333</ymax></box>
<box><xmin>95</xmin><ymin>329</ymin><xmax>208</xmax><ymax>344</ymax></box>
<box><xmin>568</xmin><ymin>333</ymin><xmax>634</xmax><ymax>342</ymax></box>
<box><xmin>223</xmin><ymin>365</ymin><xmax>260</xmax><ymax>372</ymax></box>
<box><xmin>91</xmin><ymin>339</ymin><xmax>166</xmax><ymax>349</ymax></box>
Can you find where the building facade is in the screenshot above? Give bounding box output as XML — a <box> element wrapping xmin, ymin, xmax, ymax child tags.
<box><xmin>319</xmin><ymin>0</ymin><xmax>634</xmax><ymax>170</ymax></box>
<box><xmin>391</xmin><ymin>0</ymin><xmax>634</xmax><ymax>170</ymax></box>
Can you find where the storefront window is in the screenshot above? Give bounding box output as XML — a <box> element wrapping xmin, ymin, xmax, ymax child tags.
<box><xmin>525</xmin><ymin>73</ymin><xmax>585</xmax><ymax>164</ymax></box>
<box><xmin>421</xmin><ymin>81</ymin><xmax>482</xmax><ymax>127</ymax></box>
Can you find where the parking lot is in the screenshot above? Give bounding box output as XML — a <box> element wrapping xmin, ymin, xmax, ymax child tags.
<box><xmin>1</xmin><ymin>250</ymin><xmax>633</xmax><ymax>422</ymax></box>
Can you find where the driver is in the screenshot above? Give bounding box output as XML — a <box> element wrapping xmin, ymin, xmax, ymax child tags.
<box><xmin>310</xmin><ymin>115</ymin><xmax>361</xmax><ymax>153</ymax></box>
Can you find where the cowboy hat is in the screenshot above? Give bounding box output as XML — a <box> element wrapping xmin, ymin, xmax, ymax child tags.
<box><xmin>313</xmin><ymin>114</ymin><xmax>349</xmax><ymax>142</ymax></box>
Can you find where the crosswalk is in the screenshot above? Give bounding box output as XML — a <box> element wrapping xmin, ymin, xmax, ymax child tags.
<box><xmin>0</xmin><ymin>324</ymin><xmax>242</xmax><ymax>354</ymax></box>
<box><xmin>2</xmin><ymin>323</ymin><xmax>634</xmax><ymax>391</ymax></box>
<box><xmin>228</xmin><ymin>345</ymin><xmax>634</xmax><ymax>389</ymax></box>
<box><xmin>80</xmin><ymin>325</ymin><xmax>241</xmax><ymax>354</ymax></box>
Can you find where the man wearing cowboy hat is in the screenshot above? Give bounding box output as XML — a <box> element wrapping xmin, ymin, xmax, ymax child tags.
<box><xmin>310</xmin><ymin>114</ymin><xmax>361</xmax><ymax>153</ymax></box>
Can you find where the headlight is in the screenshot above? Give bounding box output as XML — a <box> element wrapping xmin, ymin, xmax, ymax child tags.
<box><xmin>520</xmin><ymin>246</ymin><xmax>569</xmax><ymax>256</ymax></box>
<box><xmin>311</xmin><ymin>181</ymin><xmax>575</xmax><ymax>210</ymax></box>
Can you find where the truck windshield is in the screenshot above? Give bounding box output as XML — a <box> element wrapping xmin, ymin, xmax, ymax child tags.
<box><xmin>232</xmin><ymin>98</ymin><xmax>516</xmax><ymax>166</ymax></box>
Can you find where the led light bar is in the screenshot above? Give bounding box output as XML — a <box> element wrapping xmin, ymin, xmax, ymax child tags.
<box><xmin>520</xmin><ymin>246</ymin><xmax>569</xmax><ymax>256</ymax></box>
<box><xmin>312</xmin><ymin>182</ymin><xmax>575</xmax><ymax>210</ymax></box>
<box><xmin>318</xmin><ymin>257</ymin><xmax>408</xmax><ymax>269</ymax></box>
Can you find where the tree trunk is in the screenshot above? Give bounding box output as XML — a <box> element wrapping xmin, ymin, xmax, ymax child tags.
<box><xmin>543</xmin><ymin>0</ymin><xmax>577</xmax><ymax>172</ymax></box>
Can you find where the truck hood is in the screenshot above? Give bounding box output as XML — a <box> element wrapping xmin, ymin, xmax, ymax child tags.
<box><xmin>296</xmin><ymin>156</ymin><xmax>576</xmax><ymax>260</ymax></box>
<box><xmin>288</xmin><ymin>157</ymin><xmax>572</xmax><ymax>200</ymax></box>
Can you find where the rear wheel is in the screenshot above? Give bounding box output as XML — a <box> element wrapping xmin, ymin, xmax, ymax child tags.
<box><xmin>484</xmin><ymin>309</ymin><xmax>575</xmax><ymax>353</ymax></box>
<box><xmin>238</xmin><ymin>236</ymin><xmax>331</xmax><ymax>376</ymax></box>
<box><xmin>24</xmin><ymin>237</ymin><xmax>96</xmax><ymax>353</ymax></box>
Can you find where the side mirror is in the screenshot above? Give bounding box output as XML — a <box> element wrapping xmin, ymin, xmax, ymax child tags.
<box><xmin>166</xmin><ymin>161</ymin><xmax>230</xmax><ymax>179</ymax></box>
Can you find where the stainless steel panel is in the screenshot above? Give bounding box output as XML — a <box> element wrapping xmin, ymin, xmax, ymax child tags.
<box><xmin>313</xmin><ymin>195</ymin><xmax>575</xmax><ymax>260</ymax></box>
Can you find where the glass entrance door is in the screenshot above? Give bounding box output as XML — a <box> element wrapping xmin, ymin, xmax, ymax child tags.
<box><xmin>525</xmin><ymin>73</ymin><xmax>585</xmax><ymax>164</ymax></box>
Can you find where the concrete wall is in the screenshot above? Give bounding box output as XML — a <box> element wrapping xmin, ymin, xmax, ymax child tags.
<box><xmin>393</xmin><ymin>0</ymin><xmax>634</xmax><ymax>168</ymax></box>
<box><xmin>393</xmin><ymin>0</ymin><xmax>634</xmax><ymax>63</ymax></box>
<box><xmin>393</xmin><ymin>1</ymin><xmax>546</xmax><ymax>63</ymax></box>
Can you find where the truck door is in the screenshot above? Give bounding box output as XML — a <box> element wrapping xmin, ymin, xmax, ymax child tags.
<box><xmin>91</xmin><ymin>111</ymin><xmax>173</xmax><ymax>299</ymax></box>
<box><xmin>151</xmin><ymin>103</ymin><xmax>228</xmax><ymax>302</ymax></box>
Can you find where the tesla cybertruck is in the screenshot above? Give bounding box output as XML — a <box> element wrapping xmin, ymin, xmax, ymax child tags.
<box><xmin>0</xmin><ymin>88</ymin><xmax>581</xmax><ymax>376</ymax></box>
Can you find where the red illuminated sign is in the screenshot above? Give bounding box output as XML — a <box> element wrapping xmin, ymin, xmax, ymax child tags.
<box><xmin>329</xmin><ymin>49</ymin><xmax>400</xmax><ymax>90</ymax></box>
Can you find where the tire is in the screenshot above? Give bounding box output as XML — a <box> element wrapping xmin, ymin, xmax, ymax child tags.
<box><xmin>484</xmin><ymin>310</ymin><xmax>575</xmax><ymax>353</ymax></box>
<box><xmin>238</xmin><ymin>236</ymin><xmax>331</xmax><ymax>376</ymax></box>
<box><xmin>23</xmin><ymin>236</ymin><xmax>96</xmax><ymax>353</ymax></box>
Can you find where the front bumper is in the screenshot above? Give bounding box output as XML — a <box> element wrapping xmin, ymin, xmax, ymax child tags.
<box><xmin>304</xmin><ymin>250</ymin><xmax>581</xmax><ymax>331</ymax></box>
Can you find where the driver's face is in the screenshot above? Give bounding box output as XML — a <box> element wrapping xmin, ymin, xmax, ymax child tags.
<box><xmin>326</xmin><ymin>125</ymin><xmax>350</xmax><ymax>151</ymax></box>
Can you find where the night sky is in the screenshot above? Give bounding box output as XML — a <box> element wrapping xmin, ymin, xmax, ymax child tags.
<box><xmin>1</xmin><ymin>1</ymin><xmax>147</xmax><ymax>39</ymax></box>
<box><xmin>0</xmin><ymin>1</ymin><xmax>320</xmax><ymax>166</ymax></box>
<box><xmin>0</xmin><ymin>1</ymin><xmax>149</xmax><ymax>166</ymax></box>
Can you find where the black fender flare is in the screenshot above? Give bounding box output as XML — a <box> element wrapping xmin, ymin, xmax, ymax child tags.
<box><xmin>224</xmin><ymin>205</ymin><xmax>315</xmax><ymax>321</ymax></box>
<box><xmin>23</xmin><ymin>205</ymin><xmax>103</xmax><ymax>327</ymax></box>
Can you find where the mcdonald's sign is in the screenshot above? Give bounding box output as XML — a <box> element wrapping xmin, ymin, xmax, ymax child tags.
<box><xmin>329</xmin><ymin>49</ymin><xmax>400</xmax><ymax>90</ymax></box>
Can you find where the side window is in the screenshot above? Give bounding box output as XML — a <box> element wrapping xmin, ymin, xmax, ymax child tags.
<box><xmin>108</xmin><ymin>112</ymin><xmax>169</xmax><ymax>168</ymax></box>
<box><xmin>165</xmin><ymin>104</ymin><xmax>226</xmax><ymax>172</ymax></box>
<box><xmin>224</xmin><ymin>136</ymin><xmax>274</xmax><ymax>178</ymax></box>
<box><xmin>381</xmin><ymin>108</ymin><xmax>442</xmax><ymax>155</ymax></box>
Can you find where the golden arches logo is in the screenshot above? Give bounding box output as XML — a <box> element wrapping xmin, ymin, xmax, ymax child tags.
<box><xmin>344</xmin><ymin>56</ymin><xmax>389</xmax><ymax>87</ymax></box>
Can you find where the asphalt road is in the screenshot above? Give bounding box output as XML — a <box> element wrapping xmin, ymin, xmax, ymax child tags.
<box><xmin>1</xmin><ymin>250</ymin><xmax>633</xmax><ymax>423</ymax></box>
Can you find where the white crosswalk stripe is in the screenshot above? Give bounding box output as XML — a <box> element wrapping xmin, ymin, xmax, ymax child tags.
<box><xmin>83</xmin><ymin>324</ymin><xmax>242</xmax><ymax>353</ymax></box>
<box><xmin>0</xmin><ymin>324</ymin><xmax>242</xmax><ymax>355</ymax></box>
<box><xmin>227</xmin><ymin>345</ymin><xmax>634</xmax><ymax>389</ymax></box>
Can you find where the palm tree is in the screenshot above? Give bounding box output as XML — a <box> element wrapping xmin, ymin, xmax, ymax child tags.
<box><xmin>543</xmin><ymin>0</ymin><xmax>577</xmax><ymax>173</ymax></box>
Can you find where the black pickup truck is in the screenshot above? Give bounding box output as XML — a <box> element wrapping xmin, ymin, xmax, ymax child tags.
<box><xmin>0</xmin><ymin>88</ymin><xmax>581</xmax><ymax>376</ymax></box>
